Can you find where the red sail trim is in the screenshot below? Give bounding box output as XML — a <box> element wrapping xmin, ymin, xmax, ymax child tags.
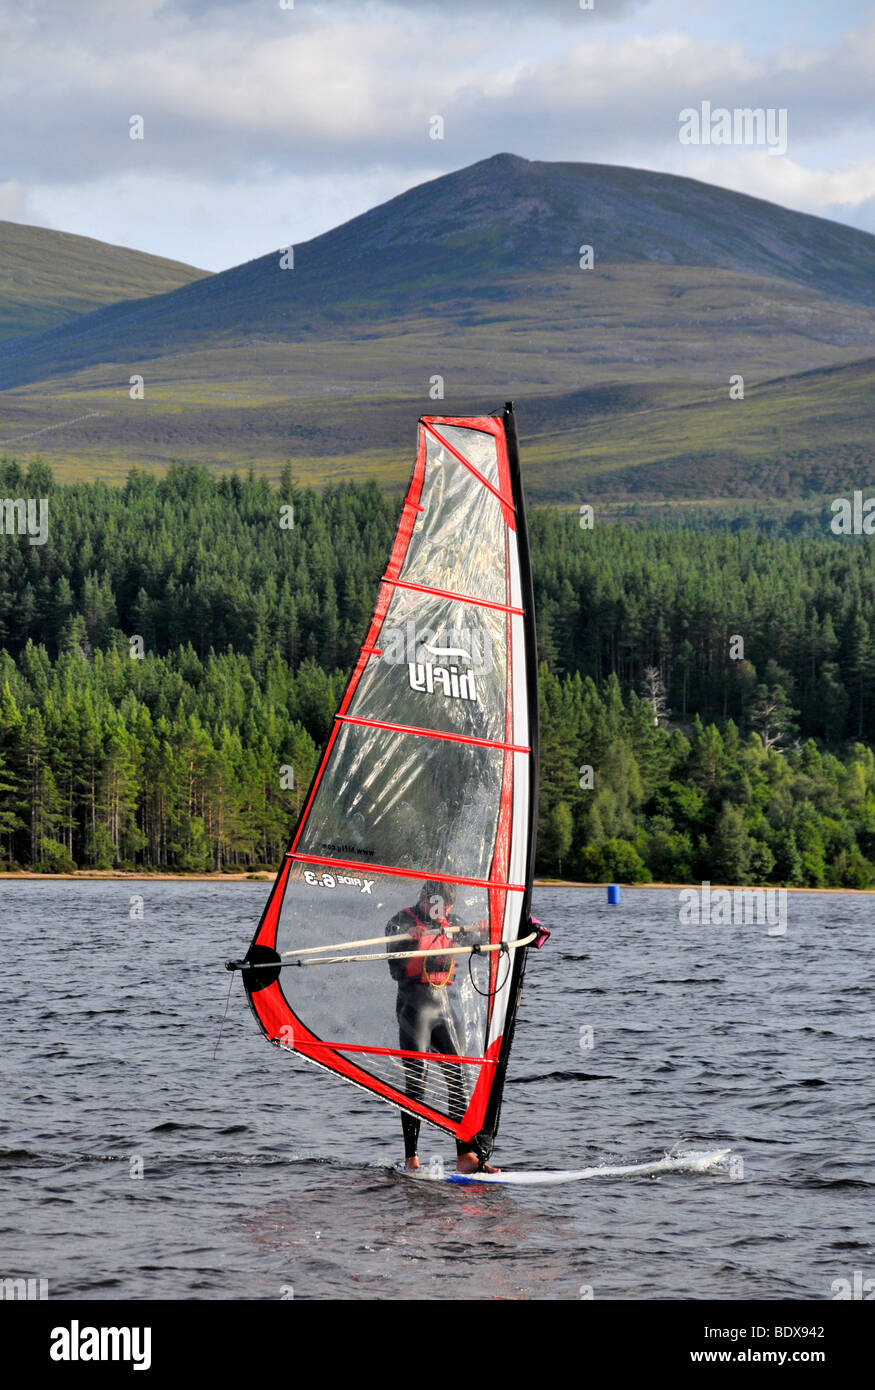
<box><xmin>335</xmin><ymin>713</ymin><xmax>530</xmax><ymax>754</ymax></box>
<box><xmin>423</xmin><ymin>422</ymin><xmax>516</xmax><ymax>516</ymax></box>
<box><xmin>459</xmin><ymin>1035</ymin><xmax>503</xmax><ymax>1138</ymax></box>
<box><xmin>291</xmin><ymin>1040</ymin><xmax>494</xmax><ymax>1066</ymax></box>
<box><xmin>286</xmin><ymin>851</ymin><xmax>525</xmax><ymax>892</ymax></box>
<box><xmin>253</xmin><ymin>854</ymin><xmax>292</xmax><ymax>949</ymax></box>
<box><xmin>380</xmin><ymin>575</ymin><xmax>523</xmax><ymax>615</ymax></box>
<box><xmin>420</xmin><ymin>415</ymin><xmax>502</xmax><ymax>436</ymax></box>
<box><xmin>252</xmin><ymin>979</ymin><xmax>472</xmax><ymax>1139</ymax></box>
<box><xmin>286</xmin><ymin>433</ymin><xmax>428</xmax><ymax>861</ymax></box>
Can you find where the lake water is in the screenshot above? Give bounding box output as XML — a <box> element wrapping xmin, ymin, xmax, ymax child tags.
<box><xmin>1</xmin><ymin>881</ymin><xmax>872</xmax><ymax>1301</ymax></box>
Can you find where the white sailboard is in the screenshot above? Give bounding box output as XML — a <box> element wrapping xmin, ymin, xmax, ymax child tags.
<box><xmin>400</xmin><ymin>1148</ymin><xmax>733</xmax><ymax>1185</ymax></box>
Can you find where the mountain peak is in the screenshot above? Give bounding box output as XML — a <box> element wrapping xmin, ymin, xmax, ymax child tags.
<box><xmin>293</xmin><ymin>153</ymin><xmax>875</xmax><ymax>300</ymax></box>
<box><xmin>0</xmin><ymin>154</ymin><xmax>872</xmax><ymax>400</ymax></box>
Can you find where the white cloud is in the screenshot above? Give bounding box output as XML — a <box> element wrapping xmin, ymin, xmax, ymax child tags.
<box><xmin>664</xmin><ymin>152</ymin><xmax>875</xmax><ymax>231</ymax></box>
<box><xmin>1</xmin><ymin>0</ymin><xmax>873</xmax><ymax>262</ymax></box>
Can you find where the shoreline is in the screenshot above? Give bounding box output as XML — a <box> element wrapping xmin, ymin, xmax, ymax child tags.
<box><xmin>0</xmin><ymin>870</ymin><xmax>273</xmax><ymax>882</ymax></box>
<box><xmin>535</xmin><ymin>878</ymin><xmax>874</xmax><ymax>894</ymax></box>
<box><xmin>0</xmin><ymin>871</ymin><xmax>871</xmax><ymax>893</ymax></box>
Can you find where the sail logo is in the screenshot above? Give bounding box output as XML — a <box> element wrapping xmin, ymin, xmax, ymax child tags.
<box><xmin>408</xmin><ymin>660</ymin><xmax>477</xmax><ymax>702</ymax></box>
<box><xmin>304</xmin><ymin>870</ymin><xmax>374</xmax><ymax>893</ymax></box>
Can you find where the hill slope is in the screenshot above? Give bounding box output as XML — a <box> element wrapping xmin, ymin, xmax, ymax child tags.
<box><xmin>0</xmin><ymin>154</ymin><xmax>872</xmax><ymax>501</ymax></box>
<box><xmin>0</xmin><ymin>220</ymin><xmax>210</xmax><ymax>342</ymax></box>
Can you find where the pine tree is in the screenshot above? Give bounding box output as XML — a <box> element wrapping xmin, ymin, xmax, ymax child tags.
<box><xmin>710</xmin><ymin>802</ymin><xmax>753</xmax><ymax>883</ymax></box>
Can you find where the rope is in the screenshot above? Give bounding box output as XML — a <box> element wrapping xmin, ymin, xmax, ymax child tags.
<box><xmin>212</xmin><ymin>970</ymin><xmax>235</xmax><ymax>1060</ymax></box>
<box><xmin>468</xmin><ymin>941</ymin><xmax>512</xmax><ymax>997</ymax></box>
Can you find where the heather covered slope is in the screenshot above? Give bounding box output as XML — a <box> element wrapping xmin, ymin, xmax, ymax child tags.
<box><xmin>0</xmin><ymin>154</ymin><xmax>872</xmax><ymax>498</ymax></box>
<box><xmin>0</xmin><ymin>219</ymin><xmax>209</xmax><ymax>342</ymax></box>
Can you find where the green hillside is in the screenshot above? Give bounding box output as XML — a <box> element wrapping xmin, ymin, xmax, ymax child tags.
<box><xmin>0</xmin><ymin>344</ymin><xmax>871</xmax><ymax>506</ymax></box>
<box><xmin>522</xmin><ymin>356</ymin><xmax>875</xmax><ymax>502</ymax></box>
<box><xmin>0</xmin><ymin>155</ymin><xmax>872</xmax><ymax>501</ymax></box>
<box><xmin>0</xmin><ymin>219</ymin><xmax>209</xmax><ymax>342</ymax></box>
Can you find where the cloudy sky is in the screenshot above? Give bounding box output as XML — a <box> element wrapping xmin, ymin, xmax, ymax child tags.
<box><xmin>2</xmin><ymin>0</ymin><xmax>873</xmax><ymax>271</ymax></box>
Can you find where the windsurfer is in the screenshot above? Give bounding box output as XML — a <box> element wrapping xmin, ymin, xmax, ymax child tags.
<box><xmin>386</xmin><ymin>880</ymin><xmax>500</xmax><ymax>1174</ymax></box>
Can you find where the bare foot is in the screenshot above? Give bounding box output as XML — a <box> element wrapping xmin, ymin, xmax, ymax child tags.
<box><xmin>405</xmin><ymin>1155</ymin><xmax>420</xmax><ymax>1170</ymax></box>
<box><xmin>456</xmin><ymin>1152</ymin><xmax>501</xmax><ymax>1174</ymax></box>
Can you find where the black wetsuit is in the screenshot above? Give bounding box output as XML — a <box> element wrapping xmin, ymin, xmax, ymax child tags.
<box><xmin>386</xmin><ymin>904</ymin><xmax>472</xmax><ymax>1159</ymax></box>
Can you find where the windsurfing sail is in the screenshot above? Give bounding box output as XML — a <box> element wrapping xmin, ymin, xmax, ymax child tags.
<box><xmin>230</xmin><ymin>403</ymin><xmax>539</xmax><ymax>1162</ymax></box>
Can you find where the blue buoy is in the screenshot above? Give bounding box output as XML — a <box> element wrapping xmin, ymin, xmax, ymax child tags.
<box><xmin>607</xmin><ymin>884</ymin><xmax>621</xmax><ymax>905</ymax></box>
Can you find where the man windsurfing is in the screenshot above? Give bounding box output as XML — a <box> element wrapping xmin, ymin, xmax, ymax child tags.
<box><xmin>386</xmin><ymin>880</ymin><xmax>500</xmax><ymax>1174</ymax></box>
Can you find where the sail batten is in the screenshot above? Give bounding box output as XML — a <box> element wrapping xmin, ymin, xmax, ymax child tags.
<box><xmin>238</xmin><ymin>405</ymin><xmax>539</xmax><ymax>1158</ymax></box>
<box><xmin>284</xmin><ymin>853</ymin><xmax>526</xmax><ymax>892</ymax></box>
<box><xmin>422</xmin><ymin>422</ymin><xmax>516</xmax><ymax>513</ymax></box>
<box><xmin>378</xmin><ymin>576</ymin><xmax>525</xmax><ymax>615</ymax></box>
<box><xmin>335</xmin><ymin>714</ymin><xmax>531</xmax><ymax>754</ymax></box>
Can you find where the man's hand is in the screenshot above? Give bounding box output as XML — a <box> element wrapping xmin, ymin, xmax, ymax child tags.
<box><xmin>458</xmin><ymin>919</ymin><xmax>489</xmax><ymax>943</ymax></box>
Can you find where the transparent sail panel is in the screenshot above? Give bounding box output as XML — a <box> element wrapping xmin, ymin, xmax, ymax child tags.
<box><xmin>352</xmin><ymin>589</ymin><xmax>508</xmax><ymax>742</ymax></box>
<box><xmin>274</xmin><ymin>867</ymin><xmax>501</xmax><ymax>1122</ymax></box>
<box><xmin>296</xmin><ymin>723</ymin><xmax>504</xmax><ymax>881</ymax></box>
<box><xmin>433</xmin><ymin>423</ymin><xmax>500</xmax><ymax>487</ymax></box>
<box><xmin>398</xmin><ymin>430</ymin><xmax>507</xmax><ymax>605</ymax></box>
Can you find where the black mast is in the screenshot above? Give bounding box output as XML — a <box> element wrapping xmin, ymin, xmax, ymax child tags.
<box><xmin>474</xmin><ymin>401</ymin><xmax>540</xmax><ymax>1160</ymax></box>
